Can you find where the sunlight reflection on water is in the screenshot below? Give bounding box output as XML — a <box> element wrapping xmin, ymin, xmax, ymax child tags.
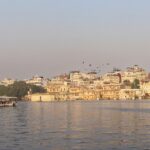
<box><xmin>0</xmin><ymin>100</ymin><xmax>150</xmax><ymax>150</ymax></box>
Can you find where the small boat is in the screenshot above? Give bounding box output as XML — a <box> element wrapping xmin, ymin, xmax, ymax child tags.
<box><xmin>0</xmin><ymin>96</ymin><xmax>17</xmax><ymax>107</ymax></box>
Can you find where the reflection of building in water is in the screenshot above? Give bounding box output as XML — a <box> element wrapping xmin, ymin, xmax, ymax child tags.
<box><xmin>66</xmin><ymin>101</ymin><xmax>83</xmax><ymax>126</ymax></box>
<box><xmin>98</xmin><ymin>101</ymin><xmax>148</xmax><ymax>145</ymax></box>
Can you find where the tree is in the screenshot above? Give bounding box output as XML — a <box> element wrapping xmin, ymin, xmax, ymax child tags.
<box><xmin>7</xmin><ymin>81</ymin><xmax>29</xmax><ymax>98</ymax></box>
<box><xmin>28</xmin><ymin>84</ymin><xmax>46</xmax><ymax>94</ymax></box>
<box><xmin>0</xmin><ymin>81</ymin><xmax>46</xmax><ymax>99</ymax></box>
<box><xmin>131</xmin><ymin>79</ymin><xmax>140</xmax><ymax>89</ymax></box>
<box><xmin>0</xmin><ymin>85</ymin><xmax>8</xmax><ymax>96</ymax></box>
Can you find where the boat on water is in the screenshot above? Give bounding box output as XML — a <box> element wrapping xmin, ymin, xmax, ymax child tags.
<box><xmin>0</xmin><ymin>96</ymin><xmax>17</xmax><ymax>107</ymax></box>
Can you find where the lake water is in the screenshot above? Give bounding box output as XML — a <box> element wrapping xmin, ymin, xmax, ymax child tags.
<box><xmin>0</xmin><ymin>100</ymin><xmax>150</xmax><ymax>150</ymax></box>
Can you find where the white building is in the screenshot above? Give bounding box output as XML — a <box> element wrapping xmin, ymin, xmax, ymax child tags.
<box><xmin>119</xmin><ymin>89</ymin><xmax>143</xmax><ymax>100</ymax></box>
<box><xmin>122</xmin><ymin>65</ymin><xmax>147</xmax><ymax>83</ymax></box>
<box><xmin>0</xmin><ymin>78</ymin><xmax>15</xmax><ymax>86</ymax></box>
<box><xmin>82</xmin><ymin>72</ymin><xmax>97</xmax><ymax>80</ymax></box>
<box><xmin>26</xmin><ymin>76</ymin><xmax>48</xmax><ymax>87</ymax></box>
<box><xmin>141</xmin><ymin>80</ymin><xmax>150</xmax><ymax>95</ymax></box>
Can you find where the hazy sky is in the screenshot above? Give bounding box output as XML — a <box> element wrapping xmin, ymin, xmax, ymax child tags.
<box><xmin>0</xmin><ymin>0</ymin><xmax>150</xmax><ymax>79</ymax></box>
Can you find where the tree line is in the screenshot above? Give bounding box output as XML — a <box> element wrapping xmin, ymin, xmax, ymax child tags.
<box><xmin>0</xmin><ymin>81</ymin><xmax>46</xmax><ymax>99</ymax></box>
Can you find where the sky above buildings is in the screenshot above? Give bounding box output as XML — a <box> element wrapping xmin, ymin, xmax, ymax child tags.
<box><xmin>0</xmin><ymin>0</ymin><xmax>150</xmax><ymax>79</ymax></box>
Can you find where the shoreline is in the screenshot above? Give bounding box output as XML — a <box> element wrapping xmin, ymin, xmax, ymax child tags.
<box><xmin>23</xmin><ymin>99</ymin><xmax>150</xmax><ymax>103</ymax></box>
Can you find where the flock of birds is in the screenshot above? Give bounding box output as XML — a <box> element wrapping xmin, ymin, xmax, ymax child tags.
<box><xmin>81</xmin><ymin>60</ymin><xmax>111</xmax><ymax>73</ymax></box>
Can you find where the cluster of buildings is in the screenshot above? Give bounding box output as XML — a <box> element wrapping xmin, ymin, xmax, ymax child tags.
<box><xmin>0</xmin><ymin>78</ymin><xmax>15</xmax><ymax>86</ymax></box>
<box><xmin>27</xmin><ymin>65</ymin><xmax>150</xmax><ymax>101</ymax></box>
<box><xmin>0</xmin><ymin>76</ymin><xmax>48</xmax><ymax>87</ymax></box>
<box><xmin>25</xmin><ymin>75</ymin><xmax>48</xmax><ymax>87</ymax></box>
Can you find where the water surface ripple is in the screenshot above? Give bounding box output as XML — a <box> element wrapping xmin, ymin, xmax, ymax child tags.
<box><xmin>0</xmin><ymin>100</ymin><xmax>150</xmax><ymax>150</ymax></box>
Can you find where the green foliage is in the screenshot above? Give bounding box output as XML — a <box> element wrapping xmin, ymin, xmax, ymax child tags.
<box><xmin>0</xmin><ymin>85</ymin><xmax>8</xmax><ymax>96</ymax></box>
<box><xmin>28</xmin><ymin>84</ymin><xmax>46</xmax><ymax>93</ymax></box>
<box><xmin>131</xmin><ymin>79</ymin><xmax>140</xmax><ymax>89</ymax></box>
<box><xmin>0</xmin><ymin>81</ymin><xmax>46</xmax><ymax>99</ymax></box>
<box><xmin>7</xmin><ymin>81</ymin><xmax>29</xmax><ymax>98</ymax></box>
